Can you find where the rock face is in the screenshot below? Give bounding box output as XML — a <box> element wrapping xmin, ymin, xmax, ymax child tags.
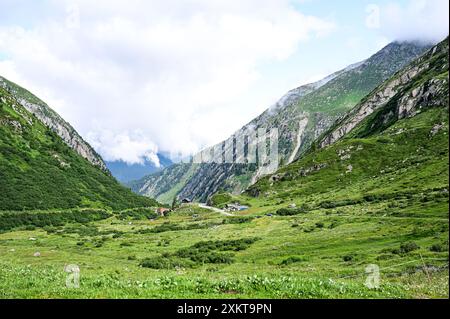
<box><xmin>245</xmin><ymin>38</ymin><xmax>448</xmax><ymax>202</ymax></box>
<box><xmin>0</xmin><ymin>76</ymin><xmax>107</xmax><ymax>172</ymax></box>
<box><xmin>320</xmin><ymin>38</ymin><xmax>449</xmax><ymax>149</ymax></box>
<box><xmin>131</xmin><ymin>41</ymin><xmax>431</xmax><ymax>203</ymax></box>
<box><xmin>0</xmin><ymin>80</ymin><xmax>158</xmax><ymax>210</ymax></box>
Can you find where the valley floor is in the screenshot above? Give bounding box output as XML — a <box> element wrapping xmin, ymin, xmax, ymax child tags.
<box><xmin>0</xmin><ymin>199</ymin><xmax>448</xmax><ymax>299</ymax></box>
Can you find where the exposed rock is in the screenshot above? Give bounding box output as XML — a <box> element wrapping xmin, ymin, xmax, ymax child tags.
<box><xmin>0</xmin><ymin>76</ymin><xmax>108</xmax><ymax>172</ymax></box>
<box><xmin>132</xmin><ymin>41</ymin><xmax>432</xmax><ymax>203</ymax></box>
<box><xmin>430</xmin><ymin>123</ymin><xmax>445</xmax><ymax>136</ymax></box>
<box><xmin>320</xmin><ymin>38</ymin><xmax>449</xmax><ymax>149</ymax></box>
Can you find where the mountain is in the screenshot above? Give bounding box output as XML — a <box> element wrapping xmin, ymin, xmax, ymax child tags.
<box><xmin>244</xmin><ymin>36</ymin><xmax>448</xmax><ymax>221</ymax></box>
<box><xmin>106</xmin><ymin>154</ymin><xmax>173</xmax><ymax>184</ymax></box>
<box><xmin>131</xmin><ymin>41</ymin><xmax>432</xmax><ymax>203</ymax></box>
<box><xmin>0</xmin><ymin>76</ymin><xmax>158</xmax><ymax>211</ymax></box>
<box><xmin>0</xmin><ymin>76</ymin><xmax>107</xmax><ymax>172</ymax></box>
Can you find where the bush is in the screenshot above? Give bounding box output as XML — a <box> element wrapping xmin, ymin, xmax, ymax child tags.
<box><xmin>393</xmin><ymin>242</ymin><xmax>420</xmax><ymax>254</ymax></box>
<box><xmin>429</xmin><ymin>244</ymin><xmax>447</xmax><ymax>252</ymax></box>
<box><xmin>315</xmin><ymin>222</ymin><xmax>324</xmax><ymax>229</ymax></box>
<box><xmin>140</xmin><ymin>256</ymin><xmax>195</xmax><ymax>269</ymax></box>
<box><xmin>343</xmin><ymin>255</ymin><xmax>354</xmax><ymax>262</ymax></box>
<box><xmin>139</xmin><ymin>222</ymin><xmax>216</xmax><ymax>234</ymax></box>
<box><xmin>279</xmin><ymin>256</ymin><xmax>305</xmax><ymax>266</ymax></box>
<box><xmin>222</xmin><ymin>217</ymin><xmax>254</xmax><ymax>224</ymax></box>
<box><xmin>276</xmin><ymin>205</ymin><xmax>309</xmax><ymax>216</ymax></box>
<box><xmin>140</xmin><ymin>238</ymin><xmax>259</xmax><ymax>269</ymax></box>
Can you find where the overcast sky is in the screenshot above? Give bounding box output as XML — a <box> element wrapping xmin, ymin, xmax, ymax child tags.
<box><xmin>0</xmin><ymin>0</ymin><xmax>448</xmax><ymax>165</ymax></box>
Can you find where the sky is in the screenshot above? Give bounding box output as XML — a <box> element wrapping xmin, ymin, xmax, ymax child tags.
<box><xmin>0</xmin><ymin>0</ymin><xmax>448</xmax><ymax>165</ymax></box>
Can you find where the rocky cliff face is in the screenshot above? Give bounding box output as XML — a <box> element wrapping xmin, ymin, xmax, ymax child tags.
<box><xmin>320</xmin><ymin>38</ymin><xmax>449</xmax><ymax>148</ymax></box>
<box><xmin>0</xmin><ymin>76</ymin><xmax>108</xmax><ymax>172</ymax></box>
<box><xmin>132</xmin><ymin>41</ymin><xmax>432</xmax><ymax>203</ymax></box>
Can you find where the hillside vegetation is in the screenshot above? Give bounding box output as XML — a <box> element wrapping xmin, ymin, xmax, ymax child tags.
<box><xmin>0</xmin><ymin>84</ymin><xmax>158</xmax><ymax>211</ymax></box>
<box><xmin>0</xmin><ymin>39</ymin><xmax>447</xmax><ymax>299</ymax></box>
<box><xmin>132</xmin><ymin>41</ymin><xmax>431</xmax><ymax>203</ymax></box>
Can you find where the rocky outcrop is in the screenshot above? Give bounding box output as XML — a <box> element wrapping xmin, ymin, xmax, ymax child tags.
<box><xmin>320</xmin><ymin>38</ymin><xmax>449</xmax><ymax>149</ymax></box>
<box><xmin>0</xmin><ymin>76</ymin><xmax>108</xmax><ymax>171</ymax></box>
<box><xmin>132</xmin><ymin>41</ymin><xmax>432</xmax><ymax>203</ymax></box>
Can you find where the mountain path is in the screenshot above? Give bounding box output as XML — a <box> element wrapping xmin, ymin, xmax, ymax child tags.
<box><xmin>198</xmin><ymin>203</ymin><xmax>234</xmax><ymax>216</ymax></box>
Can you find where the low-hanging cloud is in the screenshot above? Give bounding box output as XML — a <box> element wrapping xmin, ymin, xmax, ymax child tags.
<box><xmin>0</xmin><ymin>0</ymin><xmax>334</xmax><ymax>164</ymax></box>
<box><xmin>367</xmin><ymin>0</ymin><xmax>449</xmax><ymax>43</ymax></box>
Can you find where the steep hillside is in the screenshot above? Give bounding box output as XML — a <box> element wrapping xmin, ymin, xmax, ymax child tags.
<box><xmin>133</xmin><ymin>41</ymin><xmax>431</xmax><ymax>203</ymax></box>
<box><xmin>0</xmin><ymin>80</ymin><xmax>158</xmax><ymax>211</ymax></box>
<box><xmin>247</xmin><ymin>38</ymin><xmax>448</xmax><ymax>204</ymax></box>
<box><xmin>0</xmin><ymin>76</ymin><xmax>107</xmax><ymax>171</ymax></box>
<box><xmin>319</xmin><ymin>38</ymin><xmax>449</xmax><ymax>148</ymax></box>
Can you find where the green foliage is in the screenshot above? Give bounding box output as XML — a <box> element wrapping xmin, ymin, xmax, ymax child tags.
<box><xmin>116</xmin><ymin>208</ymin><xmax>158</xmax><ymax>220</ymax></box>
<box><xmin>141</xmin><ymin>238</ymin><xmax>259</xmax><ymax>269</ymax></box>
<box><xmin>222</xmin><ymin>216</ymin><xmax>254</xmax><ymax>224</ymax></box>
<box><xmin>430</xmin><ymin>243</ymin><xmax>448</xmax><ymax>253</ymax></box>
<box><xmin>138</xmin><ymin>221</ymin><xmax>217</xmax><ymax>234</ymax></box>
<box><xmin>279</xmin><ymin>256</ymin><xmax>306</xmax><ymax>266</ymax></box>
<box><xmin>0</xmin><ymin>209</ymin><xmax>111</xmax><ymax>232</ymax></box>
<box><xmin>276</xmin><ymin>205</ymin><xmax>310</xmax><ymax>216</ymax></box>
<box><xmin>392</xmin><ymin>242</ymin><xmax>421</xmax><ymax>254</ymax></box>
<box><xmin>0</xmin><ymin>86</ymin><xmax>158</xmax><ymax>211</ymax></box>
<box><xmin>208</xmin><ymin>192</ymin><xmax>233</xmax><ymax>207</ymax></box>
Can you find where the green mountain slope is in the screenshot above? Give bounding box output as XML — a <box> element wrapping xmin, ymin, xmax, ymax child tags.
<box><xmin>0</xmin><ymin>79</ymin><xmax>158</xmax><ymax>211</ymax></box>
<box><xmin>0</xmin><ymin>76</ymin><xmax>107</xmax><ymax>171</ymax></box>
<box><xmin>247</xmin><ymin>37</ymin><xmax>448</xmax><ymax>216</ymax></box>
<box><xmin>132</xmin><ymin>41</ymin><xmax>431</xmax><ymax>203</ymax></box>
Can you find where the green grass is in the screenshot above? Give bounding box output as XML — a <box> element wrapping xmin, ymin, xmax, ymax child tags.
<box><xmin>0</xmin><ymin>195</ymin><xmax>447</xmax><ymax>298</ymax></box>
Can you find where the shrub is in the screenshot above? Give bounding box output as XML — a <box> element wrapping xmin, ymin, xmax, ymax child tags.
<box><xmin>315</xmin><ymin>222</ymin><xmax>324</xmax><ymax>229</ymax></box>
<box><xmin>141</xmin><ymin>238</ymin><xmax>259</xmax><ymax>269</ymax></box>
<box><xmin>393</xmin><ymin>242</ymin><xmax>420</xmax><ymax>254</ymax></box>
<box><xmin>343</xmin><ymin>255</ymin><xmax>354</xmax><ymax>262</ymax></box>
<box><xmin>276</xmin><ymin>206</ymin><xmax>309</xmax><ymax>216</ymax></box>
<box><xmin>222</xmin><ymin>217</ymin><xmax>254</xmax><ymax>224</ymax></box>
<box><xmin>139</xmin><ymin>222</ymin><xmax>217</xmax><ymax>234</ymax></box>
<box><xmin>140</xmin><ymin>256</ymin><xmax>194</xmax><ymax>269</ymax></box>
<box><xmin>279</xmin><ymin>256</ymin><xmax>305</xmax><ymax>266</ymax></box>
<box><xmin>429</xmin><ymin>244</ymin><xmax>447</xmax><ymax>252</ymax></box>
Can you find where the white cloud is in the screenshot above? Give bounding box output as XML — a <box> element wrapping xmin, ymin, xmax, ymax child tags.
<box><xmin>0</xmin><ymin>0</ymin><xmax>334</xmax><ymax>163</ymax></box>
<box><xmin>369</xmin><ymin>0</ymin><xmax>449</xmax><ymax>43</ymax></box>
<box><xmin>87</xmin><ymin>129</ymin><xmax>160</xmax><ymax>166</ymax></box>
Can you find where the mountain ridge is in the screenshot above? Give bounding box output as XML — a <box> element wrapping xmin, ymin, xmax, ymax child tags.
<box><xmin>0</xmin><ymin>77</ymin><xmax>158</xmax><ymax>211</ymax></box>
<box><xmin>131</xmin><ymin>40</ymin><xmax>432</xmax><ymax>203</ymax></box>
<box><xmin>0</xmin><ymin>76</ymin><xmax>108</xmax><ymax>172</ymax></box>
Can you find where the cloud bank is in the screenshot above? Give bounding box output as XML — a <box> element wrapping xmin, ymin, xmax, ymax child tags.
<box><xmin>0</xmin><ymin>0</ymin><xmax>334</xmax><ymax>164</ymax></box>
<box><xmin>1</xmin><ymin>0</ymin><xmax>447</xmax><ymax>165</ymax></box>
<box><xmin>367</xmin><ymin>0</ymin><xmax>449</xmax><ymax>43</ymax></box>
